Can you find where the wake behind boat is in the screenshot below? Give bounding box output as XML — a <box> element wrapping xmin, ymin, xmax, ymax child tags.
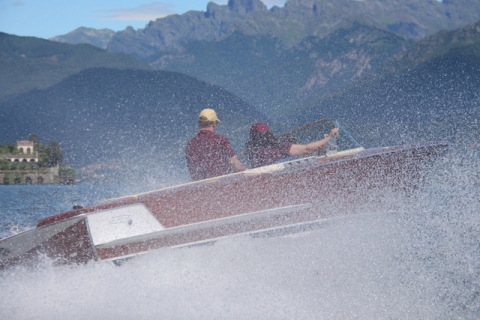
<box><xmin>0</xmin><ymin>119</ymin><xmax>449</xmax><ymax>270</ymax></box>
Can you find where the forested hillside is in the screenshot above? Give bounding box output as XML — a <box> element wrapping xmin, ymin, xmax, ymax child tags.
<box><xmin>0</xmin><ymin>33</ymin><xmax>151</xmax><ymax>100</ymax></box>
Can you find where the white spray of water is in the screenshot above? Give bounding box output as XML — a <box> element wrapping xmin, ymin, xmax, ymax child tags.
<box><xmin>1</xmin><ymin>212</ymin><xmax>448</xmax><ymax>319</ymax></box>
<box><xmin>1</xmin><ymin>145</ymin><xmax>478</xmax><ymax>319</ymax></box>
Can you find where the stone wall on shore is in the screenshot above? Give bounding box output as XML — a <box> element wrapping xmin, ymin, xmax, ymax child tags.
<box><xmin>0</xmin><ymin>166</ymin><xmax>60</xmax><ymax>185</ymax></box>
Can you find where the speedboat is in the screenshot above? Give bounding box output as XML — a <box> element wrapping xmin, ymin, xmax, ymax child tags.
<box><xmin>0</xmin><ymin>119</ymin><xmax>449</xmax><ymax>270</ymax></box>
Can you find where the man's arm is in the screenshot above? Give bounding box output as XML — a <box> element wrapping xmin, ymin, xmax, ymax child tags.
<box><xmin>230</xmin><ymin>155</ymin><xmax>246</xmax><ymax>172</ymax></box>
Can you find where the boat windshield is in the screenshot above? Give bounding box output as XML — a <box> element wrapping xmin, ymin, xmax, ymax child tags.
<box><xmin>277</xmin><ymin>119</ymin><xmax>362</xmax><ymax>155</ymax></box>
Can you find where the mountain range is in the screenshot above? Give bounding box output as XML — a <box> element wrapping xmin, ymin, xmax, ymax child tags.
<box><xmin>47</xmin><ymin>0</ymin><xmax>480</xmax><ymax>117</ymax></box>
<box><xmin>163</xmin><ymin>22</ymin><xmax>412</xmax><ymax>116</ymax></box>
<box><xmin>53</xmin><ymin>0</ymin><xmax>480</xmax><ymax>61</ymax></box>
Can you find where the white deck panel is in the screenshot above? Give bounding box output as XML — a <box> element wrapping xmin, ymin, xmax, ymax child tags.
<box><xmin>87</xmin><ymin>204</ymin><xmax>164</xmax><ymax>246</ymax></box>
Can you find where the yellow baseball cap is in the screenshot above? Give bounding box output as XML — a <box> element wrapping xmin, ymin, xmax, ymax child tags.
<box><xmin>198</xmin><ymin>108</ymin><xmax>220</xmax><ymax>122</ymax></box>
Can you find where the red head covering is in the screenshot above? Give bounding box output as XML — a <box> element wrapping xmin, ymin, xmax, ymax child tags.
<box><xmin>250</xmin><ymin>122</ymin><xmax>270</xmax><ymax>134</ymax></box>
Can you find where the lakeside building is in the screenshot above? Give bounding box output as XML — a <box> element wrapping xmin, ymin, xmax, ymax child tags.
<box><xmin>0</xmin><ymin>140</ymin><xmax>58</xmax><ymax>184</ymax></box>
<box><xmin>0</xmin><ymin>140</ymin><xmax>39</xmax><ymax>163</ymax></box>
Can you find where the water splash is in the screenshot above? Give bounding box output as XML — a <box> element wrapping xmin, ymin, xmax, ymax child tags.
<box><xmin>0</xmin><ymin>213</ymin><xmax>445</xmax><ymax>319</ymax></box>
<box><xmin>0</xmin><ymin>139</ymin><xmax>478</xmax><ymax>319</ymax></box>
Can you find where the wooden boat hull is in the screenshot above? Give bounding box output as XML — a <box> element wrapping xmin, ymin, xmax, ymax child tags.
<box><xmin>0</xmin><ymin>141</ymin><xmax>449</xmax><ymax>270</ymax></box>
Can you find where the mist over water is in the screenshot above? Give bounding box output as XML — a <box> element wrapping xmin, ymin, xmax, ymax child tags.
<box><xmin>0</xmin><ymin>124</ymin><xmax>479</xmax><ymax>319</ymax></box>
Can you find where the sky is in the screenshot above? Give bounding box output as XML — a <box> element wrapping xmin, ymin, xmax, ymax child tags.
<box><xmin>0</xmin><ymin>0</ymin><xmax>287</xmax><ymax>39</ymax></box>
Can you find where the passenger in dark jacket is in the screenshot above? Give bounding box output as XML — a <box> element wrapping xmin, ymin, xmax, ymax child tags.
<box><xmin>245</xmin><ymin>122</ymin><xmax>339</xmax><ymax>168</ymax></box>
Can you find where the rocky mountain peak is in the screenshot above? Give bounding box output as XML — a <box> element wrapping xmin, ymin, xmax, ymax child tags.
<box><xmin>49</xmin><ymin>27</ymin><xmax>115</xmax><ymax>49</ymax></box>
<box><xmin>228</xmin><ymin>0</ymin><xmax>267</xmax><ymax>14</ymax></box>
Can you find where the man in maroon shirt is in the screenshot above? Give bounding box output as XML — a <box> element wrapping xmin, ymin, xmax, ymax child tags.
<box><xmin>186</xmin><ymin>109</ymin><xmax>245</xmax><ymax>181</ymax></box>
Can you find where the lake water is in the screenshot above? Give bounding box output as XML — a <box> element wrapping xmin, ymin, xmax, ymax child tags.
<box><xmin>0</xmin><ymin>184</ymin><xmax>149</xmax><ymax>239</ymax></box>
<box><xmin>0</xmin><ymin>145</ymin><xmax>478</xmax><ymax>319</ymax></box>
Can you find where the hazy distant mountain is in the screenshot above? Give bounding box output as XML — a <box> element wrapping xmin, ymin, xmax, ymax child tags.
<box><xmin>49</xmin><ymin>27</ymin><xmax>115</xmax><ymax>49</ymax></box>
<box><xmin>164</xmin><ymin>22</ymin><xmax>412</xmax><ymax>117</ymax></box>
<box><xmin>0</xmin><ymin>68</ymin><xmax>267</xmax><ymax>182</ymax></box>
<box><xmin>52</xmin><ymin>0</ymin><xmax>480</xmax><ymax>61</ymax></box>
<box><xmin>0</xmin><ymin>32</ymin><xmax>151</xmax><ymax>101</ymax></box>
<box><xmin>381</xmin><ymin>20</ymin><xmax>480</xmax><ymax>74</ymax></box>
